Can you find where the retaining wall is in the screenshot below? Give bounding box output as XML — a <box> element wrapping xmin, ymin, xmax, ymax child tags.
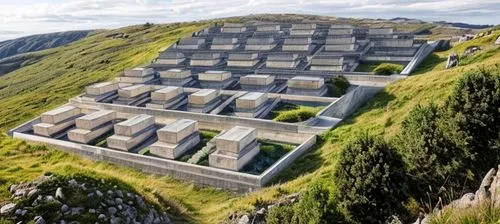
<box><xmin>318</xmin><ymin>85</ymin><xmax>382</xmax><ymax>119</ymax></box>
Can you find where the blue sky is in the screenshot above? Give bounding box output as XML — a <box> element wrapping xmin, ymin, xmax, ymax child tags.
<box><xmin>1</xmin><ymin>0</ymin><xmax>499</xmax><ymax>41</ymax></box>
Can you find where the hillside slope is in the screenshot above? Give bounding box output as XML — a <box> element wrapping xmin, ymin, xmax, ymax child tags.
<box><xmin>0</xmin><ymin>20</ymin><xmax>498</xmax><ymax>223</ymax></box>
<box><xmin>0</xmin><ymin>22</ymin><xmax>207</xmax><ymax>131</ymax></box>
<box><xmin>0</xmin><ymin>31</ymin><xmax>92</xmax><ymax>60</ymax></box>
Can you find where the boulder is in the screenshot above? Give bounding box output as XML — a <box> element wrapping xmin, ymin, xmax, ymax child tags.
<box><xmin>0</xmin><ymin>203</ymin><xmax>16</xmax><ymax>215</ymax></box>
<box><xmin>238</xmin><ymin>215</ymin><xmax>250</xmax><ymax>224</ymax></box>
<box><xmin>445</xmin><ymin>53</ymin><xmax>459</xmax><ymax>69</ymax></box>
<box><xmin>55</xmin><ymin>187</ymin><xmax>65</xmax><ymax>200</ymax></box>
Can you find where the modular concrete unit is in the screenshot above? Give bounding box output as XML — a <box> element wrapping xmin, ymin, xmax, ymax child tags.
<box><xmin>159</xmin><ymin>69</ymin><xmax>193</xmax><ymax>86</ymax></box>
<box><xmin>146</xmin><ymin>86</ymin><xmax>187</xmax><ymax>110</ymax></box>
<box><xmin>68</xmin><ymin>110</ymin><xmax>116</xmax><ymax>144</ymax></box>
<box><xmin>114</xmin><ymin>84</ymin><xmax>151</xmax><ymax>106</ymax></box>
<box><xmin>198</xmin><ymin>71</ymin><xmax>233</xmax><ymax>89</ymax></box>
<box><xmin>209</xmin><ymin>126</ymin><xmax>260</xmax><ymax>171</ymax></box>
<box><xmin>34</xmin><ymin>106</ymin><xmax>82</xmax><ymax>137</ymax></box>
<box><xmin>107</xmin><ymin>114</ymin><xmax>156</xmax><ymax>151</ymax></box>
<box><xmin>188</xmin><ymin>89</ymin><xmax>221</xmax><ymax>113</ymax></box>
<box><xmin>150</xmin><ymin>119</ymin><xmax>200</xmax><ymax>159</ymax></box>
<box><xmin>287</xmin><ymin>76</ymin><xmax>327</xmax><ymax>96</ymax></box>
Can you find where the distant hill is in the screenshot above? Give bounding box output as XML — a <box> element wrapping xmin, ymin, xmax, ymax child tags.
<box><xmin>0</xmin><ymin>30</ymin><xmax>92</xmax><ymax>75</ymax></box>
<box><xmin>0</xmin><ymin>30</ymin><xmax>92</xmax><ymax>60</ymax></box>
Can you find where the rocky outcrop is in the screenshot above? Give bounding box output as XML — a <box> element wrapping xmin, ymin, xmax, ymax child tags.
<box><xmin>414</xmin><ymin>165</ymin><xmax>500</xmax><ymax>224</ymax></box>
<box><xmin>445</xmin><ymin>53</ymin><xmax>459</xmax><ymax>69</ymax></box>
<box><xmin>0</xmin><ymin>174</ymin><xmax>173</xmax><ymax>224</ymax></box>
<box><xmin>226</xmin><ymin>192</ymin><xmax>300</xmax><ymax>224</ymax></box>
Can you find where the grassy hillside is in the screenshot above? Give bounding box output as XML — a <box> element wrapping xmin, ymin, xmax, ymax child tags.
<box><xmin>0</xmin><ymin>20</ymin><xmax>498</xmax><ymax>223</ymax></box>
<box><xmin>0</xmin><ymin>22</ymin><xmax>208</xmax><ymax>131</ymax></box>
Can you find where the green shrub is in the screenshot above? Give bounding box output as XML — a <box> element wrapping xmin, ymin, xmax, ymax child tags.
<box><xmin>327</xmin><ymin>75</ymin><xmax>350</xmax><ymax>97</ymax></box>
<box><xmin>266</xmin><ymin>204</ymin><xmax>295</xmax><ymax>224</ymax></box>
<box><xmin>373</xmin><ymin>63</ymin><xmax>404</xmax><ymax>75</ymax></box>
<box><xmin>393</xmin><ymin>104</ymin><xmax>471</xmax><ymax>205</ymax></box>
<box><xmin>274</xmin><ymin>108</ymin><xmax>317</xmax><ymax>123</ymax></box>
<box><xmin>334</xmin><ymin>133</ymin><xmax>408</xmax><ymax>223</ymax></box>
<box><xmin>444</xmin><ymin>68</ymin><xmax>500</xmax><ymax>176</ymax></box>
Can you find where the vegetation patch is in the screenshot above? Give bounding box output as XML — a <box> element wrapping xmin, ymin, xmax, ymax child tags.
<box><xmin>268</xmin><ymin>102</ymin><xmax>324</xmax><ymax>123</ymax></box>
<box><xmin>373</xmin><ymin>63</ymin><xmax>404</xmax><ymax>75</ymax></box>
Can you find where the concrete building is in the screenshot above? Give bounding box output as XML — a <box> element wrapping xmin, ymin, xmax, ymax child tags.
<box><xmin>211</xmin><ymin>37</ymin><xmax>240</xmax><ymax>50</ymax></box>
<box><xmin>209</xmin><ymin>126</ymin><xmax>260</xmax><ymax>171</ymax></box>
<box><xmin>239</xmin><ymin>74</ymin><xmax>276</xmax><ymax>92</ymax></box>
<box><xmin>187</xmin><ymin>89</ymin><xmax>221</xmax><ymax>113</ymax></box>
<box><xmin>146</xmin><ymin>86</ymin><xmax>187</xmax><ymax>110</ymax></box>
<box><xmin>282</xmin><ymin>37</ymin><xmax>312</xmax><ymax>51</ymax></box>
<box><xmin>198</xmin><ymin>71</ymin><xmax>233</xmax><ymax>89</ymax></box>
<box><xmin>287</xmin><ymin>76</ymin><xmax>327</xmax><ymax>96</ymax></box>
<box><xmin>117</xmin><ymin>68</ymin><xmax>157</xmax><ymax>84</ymax></box>
<box><xmin>114</xmin><ymin>84</ymin><xmax>151</xmax><ymax>106</ymax></box>
<box><xmin>68</xmin><ymin>110</ymin><xmax>116</xmax><ymax>144</ymax></box>
<box><xmin>227</xmin><ymin>53</ymin><xmax>259</xmax><ymax>67</ymax></box>
<box><xmin>266</xmin><ymin>53</ymin><xmax>300</xmax><ymax>68</ymax></box>
<box><xmin>176</xmin><ymin>37</ymin><xmax>206</xmax><ymax>50</ymax></box>
<box><xmin>150</xmin><ymin>119</ymin><xmax>200</xmax><ymax>159</ymax></box>
<box><xmin>234</xmin><ymin>92</ymin><xmax>270</xmax><ymax>118</ymax></box>
<box><xmin>190</xmin><ymin>53</ymin><xmax>222</xmax><ymax>67</ymax></box>
<box><xmin>310</xmin><ymin>56</ymin><xmax>345</xmax><ymax>71</ymax></box>
<box><xmin>107</xmin><ymin>114</ymin><xmax>156</xmax><ymax>151</ymax></box>
<box><xmin>33</xmin><ymin>106</ymin><xmax>83</xmax><ymax>137</ymax></box>
<box><xmin>245</xmin><ymin>37</ymin><xmax>277</xmax><ymax>51</ymax></box>
<box><xmin>222</xmin><ymin>23</ymin><xmax>247</xmax><ymax>33</ymax></box>
<box><xmin>159</xmin><ymin>69</ymin><xmax>193</xmax><ymax>86</ymax></box>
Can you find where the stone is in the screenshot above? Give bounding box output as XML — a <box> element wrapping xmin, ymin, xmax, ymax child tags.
<box><xmin>458</xmin><ymin>192</ymin><xmax>476</xmax><ymax>209</ymax></box>
<box><xmin>71</xmin><ymin>207</ymin><xmax>84</xmax><ymax>216</ymax></box>
<box><xmin>1</xmin><ymin>203</ymin><xmax>16</xmax><ymax>215</ymax></box>
<box><xmin>8</xmin><ymin>184</ymin><xmax>18</xmax><ymax>193</ymax></box>
<box><xmin>96</xmin><ymin>190</ymin><xmax>104</xmax><ymax>197</ymax></box>
<box><xmin>55</xmin><ymin>187</ymin><xmax>65</xmax><ymax>200</ymax></box>
<box><xmin>238</xmin><ymin>215</ymin><xmax>250</xmax><ymax>224</ymax></box>
<box><xmin>108</xmin><ymin>206</ymin><xmax>117</xmax><ymax>215</ymax></box>
<box><xmin>113</xmin><ymin>114</ymin><xmax>155</xmax><ymax>137</ymax></box>
<box><xmin>215</xmin><ymin>126</ymin><xmax>257</xmax><ymax>153</ymax></box>
<box><xmin>61</xmin><ymin>204</ymin><xmax>69</xmax><ymax>213</ymax></box>
<box><xmin>115</xmin><ymin>198</ymin><xmax>123</xmax><ymax>204</ymax></box>
<box><xmin>89</xmin><ymin>209</ymin><xmax>96</xmax><ymax>214</ymax></box>
<box><xmin>198</xmin><ymin>71</ymin><xmax>231</xmax><ymax>82</ymax></box>
<box><xmin>14</xmin><ymin>189</ymin><xmax>27</xmax><ymax>197</ymax></box>
<box><xmin>40</xmin><ymin>105</ymin><xmax>81</xmax><ymax>125</ymax></box>
<box><xmin>156</xmin><ymin>119</ymin><xmax>198</xmax><ymax>144</ymax></box>
<box><xmin>34</xmin><ymin>216</ymin><xmax>46</xmax><ymax>224</ymax></box>
<box><xmin>98</xmin><ymin>214</ymin><xmax>107</xmax><ymax>220</ymax></box>
<box><xmin>495</xmin><ymin>36</ymin><xmax>500</xmax><ymax>45</ymax></box>
<box><xmin>75</xmin><ymin>110</ymin><xmax>116</xmax><ymax>130</ymax></box>
<box><xmin>86</xmin><ymin>82</ymin><xmax>119</xmax><ymax>96</ymax></box>
<box><xmin>445</xmin><ymin>53</ymin><xmax>459</xmax><ymax>69</ymax></box>
<box><xmin>115</xmin><ymin>190</ymin><xmax>124</xmax><ymax>198</ymax></box>
<box><xmin>118</xmin><ymin>84</ymin><xmax>150</xmax><ymax>98</ymax></box>
<box><xmin>188</xmin><ymin>89</ymin><xmax>218</xmax><ymax>105</ymax></box>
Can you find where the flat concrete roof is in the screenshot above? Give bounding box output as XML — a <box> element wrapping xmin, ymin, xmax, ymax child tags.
<box><xmin>218</xmin><ymin>126</ymin><xmax>256</xmax><ymax>142</ymax></box>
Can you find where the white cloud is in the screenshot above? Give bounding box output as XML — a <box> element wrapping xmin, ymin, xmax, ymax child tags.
<box><xmin>0</xmin><ymin>0</ymin><xmax>498</xmax><ymax>41</ymax></box>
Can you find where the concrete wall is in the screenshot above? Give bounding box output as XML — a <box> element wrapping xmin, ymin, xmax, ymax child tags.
<box><xmin>318</xmin><ymin>85</ymin><xmax>382</xmax><ymax>119</ymax></box>
<box><xmin>401</xmin><ymin>41</ymin><xmax>439</xmax><ymax>75</ymax></box>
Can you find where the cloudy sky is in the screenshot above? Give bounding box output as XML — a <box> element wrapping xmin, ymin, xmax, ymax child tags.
<box><xmin>1</xmin><ymin>0</ymin><xmax>499</xmax><ymax>41</ymax></box>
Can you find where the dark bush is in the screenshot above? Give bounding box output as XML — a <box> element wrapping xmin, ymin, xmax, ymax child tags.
<box><xmin>373</xmin><ymin>63</ymin><xmax>404</xmax><ymax>75</ymax></box>
<box><xmin>327</xmin><ymin>75</ymin><xmax>350</xmax><ymax>97</ymax></box>
<box><xmin>445</xmin><ymin>68</ymin><xmax>500</xmax><ymax>176</ymax></box>
<box><xmin>393</xmin><ymin>104</ymin><xmax>471</xmax><ymax>205</ymax></box>
<box><xmin>274</xmin><ymin>108</ymin><xmax>317</xmax><ymax>123</ymax></box>
<box><xmin>266</xmin><ymin>204</ymin><xmax>295</xmax><ymax>224</ymax></box>
<box><xmin>334</xmin><ymin>133</ymin><xmax>408</xmax><ymax>223</ymax></box>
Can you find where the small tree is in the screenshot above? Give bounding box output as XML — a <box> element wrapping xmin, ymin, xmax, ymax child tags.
<box><xmin>334</xmin><ymin>133</ymin><xmax>408</xmax><ymax>223</ymax></box>
<box><xmin>445</xmin><ymin>68</ymin><xmax>500</xmax><ymax>173</ymax></box>
<box><xmin>327</xmin><ymin>75</ymin><xmax>350</xmax><ymax>97</ymax></box>
<box><xmin>393</xmin><ymin>104</ymin><xmax>471</xmax><ymax>205</ymax></box>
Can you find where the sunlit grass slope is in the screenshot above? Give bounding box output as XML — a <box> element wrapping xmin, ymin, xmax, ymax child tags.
<box><xmin>0</xmin><ymin>24</ymin><xmax>498</xmax><ymax>224</ymax></box>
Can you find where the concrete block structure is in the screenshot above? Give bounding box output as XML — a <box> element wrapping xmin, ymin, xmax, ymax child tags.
<box><xmin>190</xmin><ymin>53</ymin><xmax>222</xmax><ymax>66</ymax></box>
<box><xmin>282</xmin><ymin>37</ymin><xmax>312</xmax><ymax>52</ymax></box>
<box><xmin>117</xmin><ymin>68</ymin><xmax>157</xmax><ymax>84</ymax></box>
<box><xmin>159</xmin><ymin>69</ymin><xmax>193</xmax><ymax>86</ymax></box>
<box><xmin>68</xmin><ymin>110</ymin><xmax>116</xmax><ymax>143</ymax></box>
<box><xmin>176</xmin><ymin>37</ymin><xmax>205</xmax><ymax>50</ymax></box>
<box><xmin>239</xmin><ymin>74</ymin><xmax>276</xmax><ymax>92</ymax></box>
<box><xmin>84</xmin><ymin>82</ymin><xmax>119</xmax><ymax>102</ymax></box>
<box><xmin>227</xmin><ymin>53</ymin><xmax>259</xmax><ymax>67</ymax></box>
<box><xmin>187</xmin><ymin>89</ymin><xmax>221</xmax><ymax>113</ymax></box>
<box><xmin>198</xmin><ymin>71</ymin><xmax>233</xmax><ymax>89</ymax></box>
<box><xmin>266</xmin><ymin>53</ymin><xmax>300</xmax><ymax>68</ymax></box>
<box><xmin>325</xmin><ymin>36</ymin><xmax>358</xmax><ymax>52</ymax></box>
<box><xmin>245</xmin><ymin>37</ymin><xmax>277</xmax><ymax>51</ymax></box>
<box><xmin>211</xmin><ymin>37</ymin><xmax>240</xmax><ymax>50</ymax></box>
<box><xmin>310</xmin><ymin>56</ymin><xmax>345</xmax><ymax>71</ymax></box>
<box><xmin>154</xmin><ymin>52</ymin><xmax>186</xmax><ymax>65</ymax></box>
<box><xmin>290</xmin><ymin>24</ymin><xmax>316</xmax><ymax>36</ymax></box>
<box><xmin>146</xmin><ymin>86</ymin><xmax>187</xmax><ymax>110</ymax></box>
<box><xmin>287</xmin><ymin>76</ymin><xmax>327</xmax><ymax>96</ymax></box>
<box><xmin>150</xmin><ymin>119</ymin><xmax>200</xmax><ymax>159</ymax></box>
<box><xmin>256</xmin><ymin>24</ymin><xmax>280</xmax><ymax>32</ymax></box>
<box><xmin>235</xmin><ymin>92</ymin><xmax>269</xmax><ymax>118</ymax></box>
<box><xmin>222</xmin><ymin>23</ymin><xmax>247</xmax><ymax>33</ymax></box>
<box><xmin>33</xmin><ymin>106</ymin><xmax>82</xmax><ymax>137</ymax></box>
<box><xmin>114</xmin><ymin>84</ymin><xmax>151</xmax><ymax>106</ymax></box>
<box><xmin>107</xmin><ymin>114</ymin><xmax>156</xmax><ymax>151</ymax></box>
<box><xmin>209</xmin><ymin>126</ymin><xmax>260</xmax><ymax>171</ymax></box>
